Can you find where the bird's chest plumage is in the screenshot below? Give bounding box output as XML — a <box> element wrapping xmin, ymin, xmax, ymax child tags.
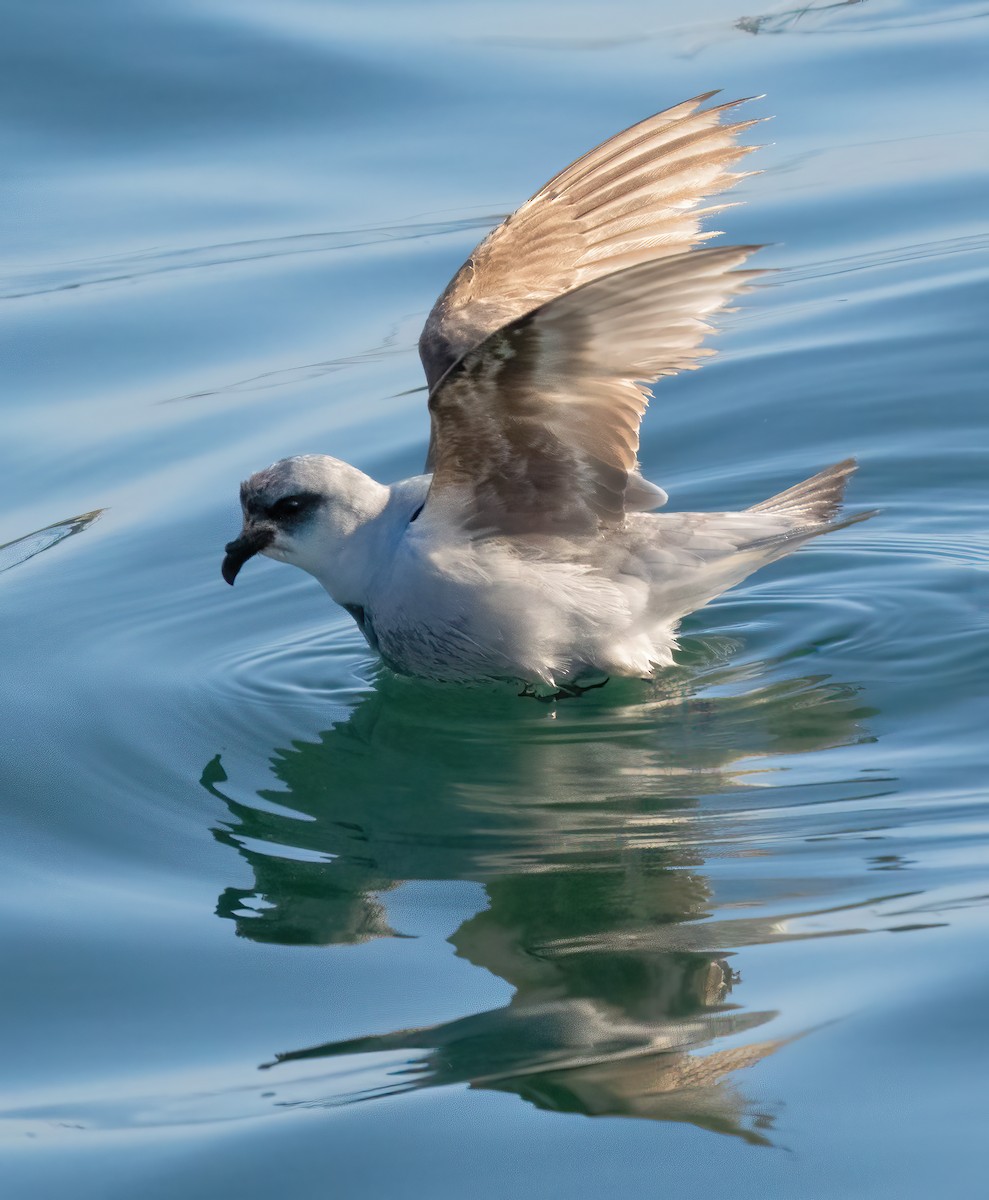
<box><xmin>342</xmin><ymin>603</ymin><xmax>381</xmax><ymax>653</ymax></box>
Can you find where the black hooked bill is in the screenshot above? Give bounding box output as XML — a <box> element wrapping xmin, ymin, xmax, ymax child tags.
<box><xmin>221</xmin><ymin>526</ymin><xmax>273</xmax><ymax>585</ymax></box>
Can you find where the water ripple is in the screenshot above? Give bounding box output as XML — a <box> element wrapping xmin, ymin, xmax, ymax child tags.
<box><xmin>0</xmin><ymin>510</ymin><xmax>103</xmax><ymax>576</ymax></box>
<box><xmin>1</xmin><ymin>215</ymin><xmax>497</xmax><ymax>302</ymax></box>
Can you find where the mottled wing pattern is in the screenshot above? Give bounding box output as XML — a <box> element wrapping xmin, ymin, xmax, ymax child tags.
<box><xmin>419</xmin><ymin>91</ymin><xmax>762</xmax><ymax>394</ymax></box>
<box><xmin>425</xmin><ymin>246</ymin><xmax>762</xmax><ymax>536</ymax></box>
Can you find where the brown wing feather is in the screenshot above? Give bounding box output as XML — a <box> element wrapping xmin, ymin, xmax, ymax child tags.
<box><xmin>418</xmin><ymin>92</ymin><xmax>763</xmax><ymax>393</ymax></box>
<box><xmin>425</xmin><ymin>246</ymin><xmax>763</xmax><ymax>537</ymax></box>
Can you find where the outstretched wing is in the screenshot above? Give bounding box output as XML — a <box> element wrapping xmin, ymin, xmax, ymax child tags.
<box><xmin>418</xmin><ymin>91</ymin><xmax>762</xmax><ymax>393</ymax></box>
<box><xmin>423</xmin><ymin>245</ymin><xmax>763</xmax><ymax>537</ymax></box>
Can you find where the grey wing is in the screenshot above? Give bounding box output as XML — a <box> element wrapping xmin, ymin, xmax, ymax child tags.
<box><xmin>418</xmin><ymin>91</ymin><xmax>762</xmax><ymax>395</ymax></box>
<box><xmin>423</xmin><ymin>245</ymin><xmax>763</xmax><ymax>538</ymax></box>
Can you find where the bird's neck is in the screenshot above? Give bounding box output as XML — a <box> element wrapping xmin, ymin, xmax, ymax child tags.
<box><xmin>308</xmin><ymin>474</ymin><xmax>429</xmax><ymax>610</ymax></box>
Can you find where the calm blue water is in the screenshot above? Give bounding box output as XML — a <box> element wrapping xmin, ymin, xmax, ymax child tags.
<box><xmin>2</xmin><ymin>1</ymin><xmax>988</xmax><ymax>1196</ymax></box>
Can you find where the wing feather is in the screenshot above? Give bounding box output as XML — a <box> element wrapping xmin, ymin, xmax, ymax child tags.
<box><xmin>424</xmin><ymin>246</ymin><xmax>763</xmax><ymax>537</ymax></box>
<box><xmin>418</xmin><ymin>93</ymin><xmax>763</xmax><ymax>391</ymax></box>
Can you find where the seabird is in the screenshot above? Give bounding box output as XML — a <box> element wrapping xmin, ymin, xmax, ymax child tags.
<box><xmin>223</xmin><ymin>92</ymin><xmax>871</xmax><ymax>696</ymax></box>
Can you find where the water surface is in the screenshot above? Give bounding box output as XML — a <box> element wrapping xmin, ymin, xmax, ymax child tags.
<box><xmin>2</xmin><ymin>1</ymin><xmax>988</xmax><ymax>1196</ymax></box>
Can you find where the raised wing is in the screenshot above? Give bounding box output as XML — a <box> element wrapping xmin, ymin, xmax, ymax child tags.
<box><xmin>418</xmin><ymin>92</ymin><xmax>762</xmax><ymax>392</ymax></box>
<box><xmin>423</xmin><ymin>245</ymin><xmax>762</xmax><ymax>538</ymax></box>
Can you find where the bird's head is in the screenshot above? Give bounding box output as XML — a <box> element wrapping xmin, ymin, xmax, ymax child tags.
<box><xmin>221</xmin><ymin>454</ymin><xmax>386</xmax><ymax>586</ymax></box>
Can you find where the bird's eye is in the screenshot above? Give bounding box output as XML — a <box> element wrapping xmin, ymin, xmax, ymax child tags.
<box><xmin>269</xmin><ymin>494</ymin><xmax>311</xmax><ymax>519</ymax></box>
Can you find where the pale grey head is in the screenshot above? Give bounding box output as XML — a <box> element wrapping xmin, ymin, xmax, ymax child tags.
<box><xmin>222</xmin><ymin>454</ymin><xmax>385</xmax><ymax>586</ymax></box>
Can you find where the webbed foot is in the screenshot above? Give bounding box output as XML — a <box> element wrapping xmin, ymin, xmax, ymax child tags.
<box><xmin>518</xmin><ymin>677</ymin><xmax>611</xmax><ymax>701</ymax></box>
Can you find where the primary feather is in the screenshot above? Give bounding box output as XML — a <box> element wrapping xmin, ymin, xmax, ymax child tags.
<box><xmin>419</xmin><ymin>91</ymin><xmax>762</xmax><ymax>388</ymax></box>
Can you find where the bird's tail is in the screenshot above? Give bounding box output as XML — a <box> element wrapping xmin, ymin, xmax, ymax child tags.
<box><xmin>744</xmin><ymin>457</ymin><xmax>877</xmax><ymax>549</ymax></box>
<box><xmin>637</xmin><ymin>459</ymin><xmax>875</xmax><ymax>634</ymax></box>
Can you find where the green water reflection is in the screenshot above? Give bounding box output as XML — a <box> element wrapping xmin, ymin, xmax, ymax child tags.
<box><xmin>202</xmin><ymin>666</ymin><xmax>879</xmax><ymax>1143</ymax></box>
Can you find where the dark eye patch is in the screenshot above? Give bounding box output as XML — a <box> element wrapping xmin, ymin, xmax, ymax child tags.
<box><xmin>268</xmin><ymin>493</ymin><xmax>320</xmax><ymax>521</ymax></box>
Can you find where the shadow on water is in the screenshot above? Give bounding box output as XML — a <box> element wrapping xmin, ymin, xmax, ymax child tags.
<box><xmin>202</xmin><ymin>659</ymin><xmax>891</xmax><ymax>1144</ymax></box>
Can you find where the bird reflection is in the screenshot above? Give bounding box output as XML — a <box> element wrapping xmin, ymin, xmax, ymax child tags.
<box><xmin>203</xmin><ymin>659</ymin><xmax>875</xmax><ymax>1143</ymax></box>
